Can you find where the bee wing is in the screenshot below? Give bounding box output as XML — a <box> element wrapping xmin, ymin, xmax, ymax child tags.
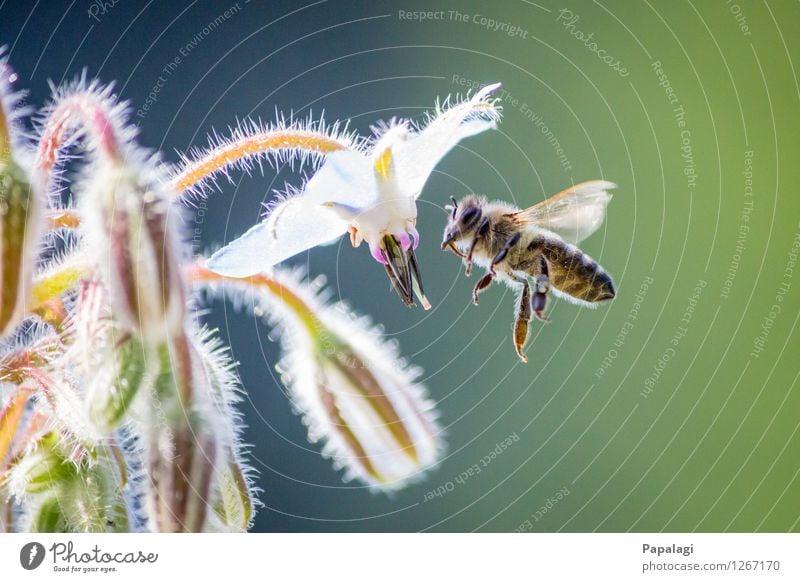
<box><xmin>509</xmin><ymin>180</ymin><xmax>616</xmax><ymax>244</ymax></box>
<box><xmin>206</xmin><ymin>196</ymin><xmax>348</xmax><ymax>277</ymax></box>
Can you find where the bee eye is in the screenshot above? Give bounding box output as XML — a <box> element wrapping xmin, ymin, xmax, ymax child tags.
<box><xmin>459</xmin><ymin>206</ymin><xmax>480</xmax><ymax>228</ymax></box>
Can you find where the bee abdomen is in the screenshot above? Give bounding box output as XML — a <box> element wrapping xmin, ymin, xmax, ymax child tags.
<box><xmin>541</xmin><ymin>239</ymin><xmax>615</xmax><ymax>303</ymax></box>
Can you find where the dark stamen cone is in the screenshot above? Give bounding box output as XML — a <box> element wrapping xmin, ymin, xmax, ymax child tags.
<box><xmin>380</xmin><ymin>234</ymin><xmax>431</xmax><ymax>309</ymax></box>
<box><xmin>381</xmin><ymin>234</ymin><xmax>413</xmax><ymax>306</ymax></box>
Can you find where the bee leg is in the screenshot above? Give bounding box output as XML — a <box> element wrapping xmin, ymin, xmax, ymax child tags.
<box><xmin>465</xmin><ymin>217</ymin><xmax>491</xmax><ymax>276</ymax></box>
<box><xmin>472</xmin><ymin>272</ymin><xmax>494</xmax><ymax>305</ymax></box>
<box><xmin>532</xmin><ymin>256</ymin><xmax>550</xmax><ymax>322</ymax></box>
<box><xmin>513</xmin><ymin>279</ymin><xmax>532</xmax><ymax>363</ymax></box>
<box><xmin>489</xmin><ymin>232</ymin><xmax>522</xmax><ymax>275</ymax></box>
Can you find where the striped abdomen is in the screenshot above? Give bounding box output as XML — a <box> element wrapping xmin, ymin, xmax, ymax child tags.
<box><xmin>537</xmin><ymin>236</ymin><xmax>615</xmax><ymax>303</ymax></box>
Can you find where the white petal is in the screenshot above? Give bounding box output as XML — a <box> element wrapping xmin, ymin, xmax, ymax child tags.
<box><xmin>206</xmin><ymin>197</ymin><xmax>347</xmax><ymax>277</ymax></box>
<box><xmin>302</xmin><ymin>150</ymin><xmax>378</xmax><ymax>211</ymax></box>
<box><xmin>394</xmin><ymin>82</ymin><xmax>501</xmax><ymax>199</ymax></box>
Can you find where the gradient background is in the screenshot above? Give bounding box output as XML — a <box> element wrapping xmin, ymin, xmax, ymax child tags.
<box><xmin>2</xmin><ymin>0</ymin><xmax>798</xmax><ymax>532</ymax></box>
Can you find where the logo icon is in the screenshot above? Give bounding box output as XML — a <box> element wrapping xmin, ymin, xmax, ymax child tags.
<box><xmin>20</xmin><ymin>542</ymin><xmax>46</xmax><ymax>570</ymax></box>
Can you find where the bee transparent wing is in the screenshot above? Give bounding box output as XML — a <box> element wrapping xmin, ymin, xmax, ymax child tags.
<box><xmin>510</xmin><ymin>180</ymin><xmax>616</xmax><ymax>244</ymax></box>
<box><xmin>206</xmin><ymin>196</ymin><xmax>348</xmax><ymax>277</ymax></box>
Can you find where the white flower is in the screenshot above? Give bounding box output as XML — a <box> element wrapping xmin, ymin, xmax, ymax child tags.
<box><xmin>207</xmin><ymin>83</ymin><xmax>502</xmax><ymax>308</ymax></box>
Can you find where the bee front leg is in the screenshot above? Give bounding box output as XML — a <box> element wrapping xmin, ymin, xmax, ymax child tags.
<box><xmin>532</xmin><ymin>256</ymin><xmax>550</xmax><ymax>322</ymax></box>
<box><xmin>472</xmin><ymin>272</ymin><xmax>494</xmax><ymax>305</ymax></box>
<box><xmin>513</xmin><ymin>279</ymin><xmax>533</xmax><ymax>363</ymax></box>
<box><xmin>465</xmin><ymin>217</ymin><xmax>491</xmax><ymax>276</ymax></box>
<box><xmin>490</xmin><ymin>232</ymin><xmax>522</xmax><ymax>275</ymax></box>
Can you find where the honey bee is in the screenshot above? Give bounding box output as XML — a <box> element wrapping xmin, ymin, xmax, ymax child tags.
<box><xmin>441</xmin><ymin>180</ymin><xmax>617</xmax><ymax>362</ymax></box>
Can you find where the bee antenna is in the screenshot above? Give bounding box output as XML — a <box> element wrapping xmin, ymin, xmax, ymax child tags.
<box><xmin>450</xmin><ymin>196</ymin><xmax>458</xmax><ymax>208</ymax></box>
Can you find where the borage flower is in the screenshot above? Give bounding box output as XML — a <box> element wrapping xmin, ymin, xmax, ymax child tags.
<box><xmin>207</xmin><ymin>83</ymin><xmax>502</xmax><ymax>309</ymax></box>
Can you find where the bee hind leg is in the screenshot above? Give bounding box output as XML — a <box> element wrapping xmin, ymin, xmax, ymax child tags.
<box><xmin>512</xmin><ymin>279</ymin><xmax>533</xmax><ymax>363</ymax></box>
<box><xmin>472</xmin><ymin>272</ymin><xmax>494</xmax><ymax>305</ymax></box>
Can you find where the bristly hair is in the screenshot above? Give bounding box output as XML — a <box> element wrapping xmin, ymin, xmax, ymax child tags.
<box><xmin>415</xmin><ymin>85</ymin><xmax>503</xmax><ymax>132</ymax></box>
<box><xmin>35</xmin><ymin>71</ymin><xmax>136</xmax><ymax>157</ymax></box>
<box><xmin>34</xmin><ymin>71</ymin><xmax>170</xmax><ymax>210</ymax></box>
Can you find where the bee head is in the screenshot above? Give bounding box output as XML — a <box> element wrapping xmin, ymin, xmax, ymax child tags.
<box><xmin>442</xmin><ymin>196</ymin><xmax>483</xmax><ymax>249</ymax></box>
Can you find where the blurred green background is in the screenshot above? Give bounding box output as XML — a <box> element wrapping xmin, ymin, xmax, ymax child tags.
<box><xmin>2</xmin><ymin>0</ymin><xmax>798</xmax><ymax>531</ymax></box>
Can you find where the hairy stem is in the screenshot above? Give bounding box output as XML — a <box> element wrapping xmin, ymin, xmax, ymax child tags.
<box><xmin>36</xmin><ymin>90</ymin><xmax>122</xmax><ymax>181</ymax></box>
<box><xmin>171</xmin><ymin>128</ymin><xmax>349</xmax><ymax>193</ymax></box>
<box><xmin>185</xmin><ymin>263</ymin><xmax>322</xmax><ymax>341</ymax></box>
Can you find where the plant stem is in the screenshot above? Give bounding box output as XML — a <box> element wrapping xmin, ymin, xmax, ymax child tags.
<box><xmin>171</xmin><ymin>128</ymin><xmax>349</xmax><ymax>193</ymax></box>
<box><xmin>36</xmin><ymin>91</ymin><xmax>122</xmax><ymax>180</ymax></box>
<box><xmin>185</xmin><ymin>263</ymin><xmax>322</xmax><ymax>341</ymax></box>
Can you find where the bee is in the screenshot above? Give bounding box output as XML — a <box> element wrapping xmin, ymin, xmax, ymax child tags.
<box><xmin>441</xmin><ymin>180</ymin><xmax>617</xmax><ymax>362</ymax></box>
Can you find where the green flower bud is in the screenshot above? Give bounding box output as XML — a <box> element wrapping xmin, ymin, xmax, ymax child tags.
<box><xmin>31</xmin><ymin>495</ymin><xmax>69</xmax><ymax>533</ymax></box>
<box><xmin>0</xmin><ymin>158</ymin><xmax>40</xmax><ymax>337</ymax></box>
<box><xmin>88</xmin><ymin>337</ymin><xmax>148</xmax><ymax>433</ymax></box>
<box><xmin>7</xmin><ymin>433</ymin><xmax>77</xmax><ymax>496</ymax></box>
<box><xmin>209</xmin><ymin>454</ymin><xmax>253</xmax><ymax>532</ymax></box>
<box><xmin>145</xmin><ymin>336</ymin><xmax>218</xmax><ymax>532</ymax></box>
<box><xmin>83</xmin><ymin>162</ymin><xmax>185</xmax><ymax>343</ymax></box>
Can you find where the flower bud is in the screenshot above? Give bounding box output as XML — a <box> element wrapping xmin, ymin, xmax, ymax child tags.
<box><xmin>145</xmin><ymin>335</ymin><xmax>218</xmax><ymax>532</ymax></box>
<box><xmin>1</xmin><ymin>55</ymin><xmax>40</xmax><ymax>338</ymax></box>
<box><xmin>58</xmin><ymin>450</ymin><xmax>129</xmax><ymax>532</ymax></box>
<box><xmin>0</xmin><ymin>157</ymin><xmax>41</xmax><ymax>337</ymax></box>
<box><xmin>297</xmin><ymin>336</ymin><xmax>441</xmax><ymax>489</ymax></box>
<box><xmin>242</xmin><ymin>270</ymin><xmax>444</xmax><ymax>490</ymax></box>
<box><xmin>192</xmin><ymin>266</ymin><xmax>444</xmax><ymax>490</ymax></box>
<box><xmin>14</xmin><ymin>439</ymin><xmax>130</xmax><ymax>533</ymax></box>
<box><xmin>195</xmin><ymin>329</ymin><xmax>254</xmax><ymax>532</ymax></box>
<box><xmin>5</xmin><ymin>433</ymin><xmax>77</xmax><ymax>496</ymax></box>
<box><xmin>88</xmin><ymin>336</ymin><xmax>148</xmax><ymax>434</ymax></box>
<box><xmin>30</xmin><ymin>495</ymin><xmax>68</xmax><ymax>532</ymax></box>
<box><xmin>208</xmin><ymin>453</ymin><xmax>253</xmax><ymax>532</ymax></box>
<box><xmin>83</xmin><ymin>162</ymin><xmax>185</xmax><ymax>343</ymax></box>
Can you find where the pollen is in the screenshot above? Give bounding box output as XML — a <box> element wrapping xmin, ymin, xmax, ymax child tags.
<box><xmin>373</xmin><ymin>146</ymin><xmax>393</xmax><ymax>179</ymax></box>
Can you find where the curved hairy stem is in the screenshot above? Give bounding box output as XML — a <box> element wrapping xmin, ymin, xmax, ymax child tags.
<box><xmin>172</xmin><ymin>124</ymin><xmax>355</xmax><ymax>195</ymax></box>
<box><xmin>36</xmin><ymin>86</ymin><xmax>123</xmax><ymax>180</ymax></box>
<box><xmin>185</xmin><ymin>262</ymin><xmax>321</xmax><ymax>339</ymax></box>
